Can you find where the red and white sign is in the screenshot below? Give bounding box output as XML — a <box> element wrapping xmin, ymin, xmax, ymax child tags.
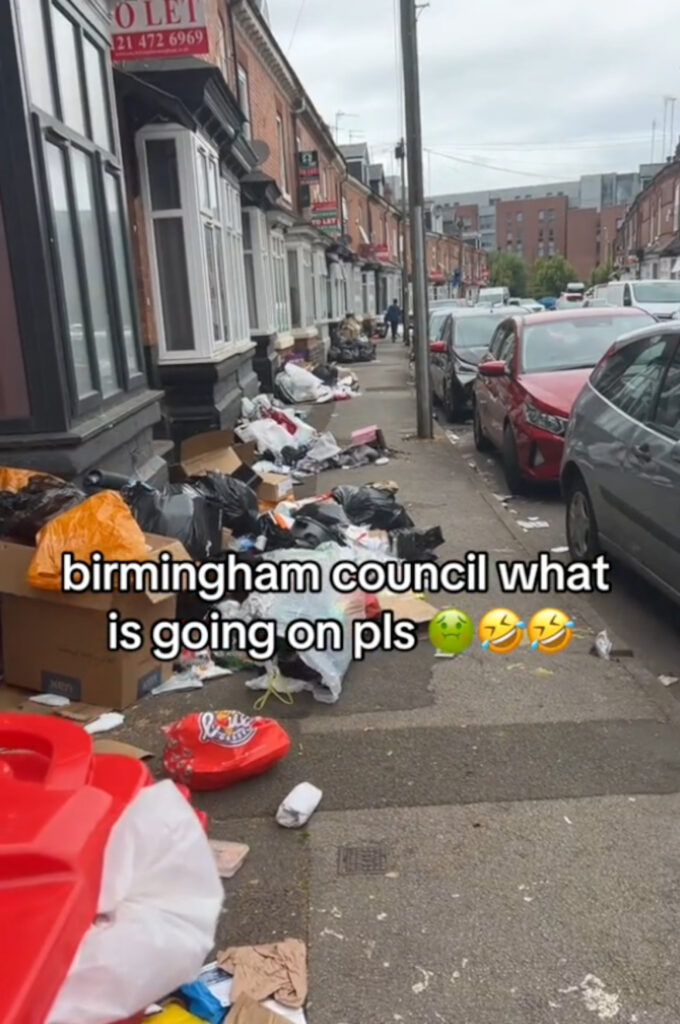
<box><xmin>112</xmin><ymin>1</ymin><xmax>209</xmax><ymax>61</ymax></box>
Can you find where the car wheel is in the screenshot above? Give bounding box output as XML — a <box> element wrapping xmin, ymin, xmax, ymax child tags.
<box><xmin>566</xmin><ymin>476</ymin><xmax>601</xmax><ymax>561</ymax></box>
<box><xmin>473</xmin><ymin>402</ymin><xmax>491</xmax><ymax>451</ymax></box>
<box><xmin>502</xmin><ymin>423</ymin><xmax>525</xmax><ymax>493</ymax></box>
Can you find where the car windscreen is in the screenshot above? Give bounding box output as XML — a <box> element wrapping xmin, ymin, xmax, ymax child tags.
<box><xmin>429</xmin><ymin>310</ymin><xmax>450</xmax><ymax>339</ymax></box>
<box><xmin>453</xmin><ymin>315</ymin><xmax>506</xmax><ymax>348</ymax></box>
<box><xmin>520</xmin><ymin>315</ymin><xmax>652</xmax><ymax>373</ymax></box>
<box><xmin>631</xmin><ymin>281</ymin><xmax>680</xmax><ymax>304</ymax></box>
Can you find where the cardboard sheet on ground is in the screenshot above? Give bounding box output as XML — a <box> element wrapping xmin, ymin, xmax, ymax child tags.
<box><xmin>226</xmin><ymin>995</ymin><xmax>292</xmax><ymax>1024</ymax></box>
<box><xmin>378</xmin><ymin>593</ymin><xmax>438</xmax><ymax>626</ymax></box>
<box><xmin>198</xmin><ymin>965</ymin><xmax>306</xmax><ymax>1024</ymax></box>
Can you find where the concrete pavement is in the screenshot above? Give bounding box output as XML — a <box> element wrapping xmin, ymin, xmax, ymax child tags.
<box><xmin>121</xmin><ymin>340</ymin><xmax>680</xmax><ymax>1022</ymax></box>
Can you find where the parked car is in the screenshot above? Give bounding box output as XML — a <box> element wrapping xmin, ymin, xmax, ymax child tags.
<box><xmin>478</xmin><ymin>286</ymin><xmax>509</xmax><ymax>306</ymax></box>
<box><xmin>430</xmin><ymin>306</ymin><xmax>531</xmax><ymax>420</ymax></box>
<box><xmin>473</xmin><ymin>307</ymin><xmax>654</xmax><ymax>491</ymax></box>
<box><xmin>561</xmin><ymin>322</ymin><xmax>680</xmax><ymax>602</ymax></box>
<box><xmin>583</xmin><ymin>297</ymin><xmax>613</xmax><ymax>308</ymax></box>
<box><xmin>509</xmin><ymin>298</ymin><xmax>545</xmax><ymax>313</ymax></box>
<box><xmin>593</xmin><ymin>279</ymin><xmax>680</xmax><ymax>320</ymax></box>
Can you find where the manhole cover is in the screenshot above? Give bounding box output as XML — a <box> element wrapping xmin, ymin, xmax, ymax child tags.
<box><xmin>337</xmin><ymin>843</ymin><xmax>388</xmax><ymax>876</ymax></box>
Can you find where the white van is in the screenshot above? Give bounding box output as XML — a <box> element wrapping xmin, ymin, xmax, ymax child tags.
<box><xmin>594</xmin><ymin>279</ymin><xmax>680</xmax><ymax>320</ymax></box>
<box><xmin>478</xmin><ymin>286</ymin><xmax>509</xmax><ymax>307</ymax></box>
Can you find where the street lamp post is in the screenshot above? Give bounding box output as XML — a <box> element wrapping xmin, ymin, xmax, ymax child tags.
<box><xmin>400</xmin><ymin>0</ymin><xmax>432</xmax><ymax>438</ymax></box>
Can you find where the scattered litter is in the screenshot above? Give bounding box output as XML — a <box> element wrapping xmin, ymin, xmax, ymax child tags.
<box><xmin>564</xmin><ymin>816</ymin><xmax>573</xmax><ymax>825</ymax></box>
<box><xmin>517</xmin><ymin>519</ymin><xmax>550</xmax><ymax>529</ymax></box>
<box><xmin>276</xmin><ymin>782</ymin><xmax>323</xmax><ymax>828</ymax></box>
<box><xmin>523</xmin><ymin>896</ymin><xmax>534</xmax><ymax>903</ymax></box>
<box><xmin>446</xmin><ymin>431</ymin><xmax>460</xmax><ymax>444</ymax></box>
<box><xmin>84</xmin><ymin>711</ymin><xmax>124</xmax><ymax>735</ymax></box>
<box><xmin>551</xmin><ymin>546</ymin><xmax>569</xmax><ymax>553</ymax></box>
<box><xmin>225</xmin><ymin>994</ymin><xmax>303</xmax><ymax>1024</ymax></box>
<box><xmin>412</xmin><ymin>967</ymin><xmax>434</xmax><ymax>994</ymax></box>
<box><xmin>592</xmin><ymin>631</ymin><xmax>612</xmax><ymax>660</ymax></box>
<box><xmin>534</xmin><ymin>667</ymin><xmax>554</xmax><ymax>677</ymax></box>
<box><xmin>493</xmin><ymin>493</ymin><xmax>513</xmax><ymax>503</ymax></box>
<box><xmin>178</xmin><ymin>980</ymin><xmax>225</xmax><ymax>1024</ymax></box>
<box><xmin>375</xmin><ymin>456</ymin><xmax>390</xmax><ymax>466</ymax></box>
<box><xmin>377</xmin><ymin>912</ymin><xmax>388</xmax><ymax>921</ymax></box>
<box><xmin>217</xmin><ymin>940</ymin><xmax>307</xmax><ymax>1009</ymax></box>
<box><xmin>385</xmin><ymin>871</ymin><xmax>399</xmax><ymax>879</ymax></box>
<box><xmin>209</xmin><ymin>840</ymin><xmax>250</xmax><ymax>878</ymax></box>
<box><xmin>151</xmin><ymin>673</ymin><xmax>204</xmax><ymax>696</ymax></box>
<box><xmin>163</xmin><ymin>711</ymin><xmax>290</xmax><ymax>791</ymax></box>
<box><xmin>320</xmin><ymin>928</ymin><xmax>344</xmax><ymax>941</ymax></box>
<box><xmin>28</xmin><ymin>693</ymin><xmax>70</xmax><ymax>707</ymax></box>
<box><xmin>659</xmin><ymin>674</ymin><xmax>679</xmax><ymax>687</ymax></box>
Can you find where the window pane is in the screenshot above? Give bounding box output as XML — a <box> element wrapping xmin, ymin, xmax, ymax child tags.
<box><xmin>242</xmin><ymin>209</ymin><xmax>252</xmax><ymax>250</ymax></box>
<box><xmin>595</xmin><ymin>337</ymin><xmax>669</xmax><ymax>422</ymax></box>
<box><xmin>204</xmin><ymin>225</ymin><xmax>221</xmax><ymax>341</ymax></box>
<box><xmin>244</xmin><ymin>253</ymin><xmax>257</xmax><ymax>329</ymax></box>
<box><xmin>288</xmin><ymin>250</ymin><xmax>301</xmax><ymax>328</ymax></box>
<box><xmin>83</xmin><ymin>38</ymin><xmax>111</xmax><ymax>151</ymax></box>
<box><xmin>198</xmin><ymin>151</ymin><xmax>210</xmax><ymax>210</ymax></box>
<box><xmin>146</xmin><ymin>139</ymin><xmax>181</xmax><ymax>210</ymax></box>
<box><xmin>44</xmin><ymin>143</ymin><xmax>93</xmax><ymax>398</ymax></box>
<box><xmin>17</xmin><ymin>1</ymin><xmax>54</xmax><ymax>113</ymax></box>
<box><xmin>654</xmin><ymin>345</ymin><xmax>680</xmax><ymax>433</ymax></box>
<box><xmin>153</xmin><ymin>219</ymin><xmax>193</xmax><ymax>351</ymax></box>
<box><xmin>214</xmin><ymin>227</ymin><xmax>230</xmax><ymax>342</ymax></box>
<box><xmin>104</xmin><ymin>174</ymin><xmax>140</xmax><ymax>374</ymax></box>
<box><xmin>71</xmin><ymin>149</ymin><xmax>119</xmax><ymax>397</ymax></box>
<box><xmin>52</xmin><ymin>6</ymin><xmax>85</xmax><ymax>135</ymax></box>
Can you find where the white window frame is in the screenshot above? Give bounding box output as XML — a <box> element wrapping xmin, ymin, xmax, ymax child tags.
<box><xmin>352</xmin><ymin>264</ymin><xmax>363</xmax><ymax>315</ymax></box>
<box><xmin>237</xmin><ymin>65</ymin><xmax>251</xmax><ymax>140</ymax></box>
<box><xmin>242</xmin><ymin>207</ymin><xmax>275</xmax><ymax>335</ymax></box>
<box><xmin>330</xmin><ymin>262</ymin><xmax>345</xmax><ymax>320</ymax></box>
<box><xmin>271</xmin><ymin>229</ymin><xmax>291</xmax><ymax>333</ymax></box>
<box><xmin>313</xmin><ymin>249</ymin><xmax>329</xmax><ymax>322</ymax></box>
<box><xmin>137</xmin><ymin>124</ymin><xmax>249</xmax><ymax>364</ymax></box>
<box><xmin>286</xmin><ymin>241</ymin><xmax>316</xmax><ymax>330</ymax></box>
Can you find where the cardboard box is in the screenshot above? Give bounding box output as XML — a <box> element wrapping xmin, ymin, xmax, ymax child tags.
<box><xmin>258</xmin><ymin>472</ymin><xmax>295</xmax><ymax>504</ymax></box>
<box><xmin>174</xmin><ymin>430</ymin><xmax>261</xmax><ymax>490</ymax></box>
<box><xmin>0</xmin><ymin>534</ymin><xmax>189</xmax><ymax>709</ymax></box>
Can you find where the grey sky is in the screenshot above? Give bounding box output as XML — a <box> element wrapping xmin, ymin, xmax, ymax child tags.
<box><xmin>268</xmin><ymin>0</ymin><xmax>680</xmax><ymax>196</ymax></box>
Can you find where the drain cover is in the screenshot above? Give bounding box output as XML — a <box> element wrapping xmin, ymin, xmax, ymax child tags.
<box><xmin>337</xmin><ymin>843</ymin><xmax>388</xmax><ymax>876</ymax></box>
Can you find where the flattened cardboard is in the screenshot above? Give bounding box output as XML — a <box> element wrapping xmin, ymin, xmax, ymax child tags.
<box><xmin>226</xmin><ymin>995</ymin><xmax>291</xmax><ymax>1024</ymax></box>
<box><xmin>18</xmin><ymin>699</ymin><xmax>111</xmax><ymax>724</ymax></box>
<box><xmin>93</xmin><ymin>738</ymin><xmax>153</xmax><ymax>760</ymax></box>
<box><xmin>379</xmin><ymin>593</ymin><xmax>438</xmax><ymax>626</ymax></box>
<box><xmin>3</xmin><ymin>593</ymin><xmax>175</xmax><ymax>709</ymax></box>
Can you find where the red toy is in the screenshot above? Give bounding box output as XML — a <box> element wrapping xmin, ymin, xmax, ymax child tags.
<box><xmin>163</xmin><ymin>710</ymin><xmax>291</xmax><ymax>791</ymax></box>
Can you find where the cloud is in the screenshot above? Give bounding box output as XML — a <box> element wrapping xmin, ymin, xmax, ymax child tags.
<box><xmin>267</xmin><ymin>0</ymin><xmax>680</xmax><ymax>194</ymax></box>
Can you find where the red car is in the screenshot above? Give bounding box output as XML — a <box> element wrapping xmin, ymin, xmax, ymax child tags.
<box><xmin>472</xmin><ymin>307</ymin><xmax>654</xmax><ymax>491</ymax></box>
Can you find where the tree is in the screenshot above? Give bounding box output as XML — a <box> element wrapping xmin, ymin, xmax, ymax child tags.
<box><xmin>488</xmin><ymin>250</ymin><xmax>529</xmax><ymax>297</ymax></box>
<box><xmin>531</xmin><ymin>255</ymin><xmax>578</xmax><ymax>297</ymax></box>
<box><xmin>591</xmin><ymin>261</ymin><xmax>615</xmax><ymax>286</ymax></box>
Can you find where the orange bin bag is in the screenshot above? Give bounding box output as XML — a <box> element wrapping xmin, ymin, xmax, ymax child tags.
<box><xmin>27</xmin><ymin>490</ymin><xmax>149</xmax><ymax>591</ymax></box>
<box><xmin>0</xmin><ymin>468</ymin><xmax>61</xmax><ymax>492</ymax></box>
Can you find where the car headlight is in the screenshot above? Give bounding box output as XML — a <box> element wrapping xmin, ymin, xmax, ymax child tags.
<box><xmin>524</xmin><ymin>401</ymin><xmax>568</xmax><ymax>436</ymax></box>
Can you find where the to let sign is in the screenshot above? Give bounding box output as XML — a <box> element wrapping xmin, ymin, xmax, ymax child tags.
<box><xmin>112</xmin><ymin>0</ymin><xmax>209</xmax><ymax>61</ymax></box>
<box><xmin>311</xmin><ymin>201</ymin><xmax>339</xmax><ymax>234</ymax></box>
<box><xmin>298</xmin><ymin>151</ymin><xmax>320</xmax><ymax>183</ymax></box>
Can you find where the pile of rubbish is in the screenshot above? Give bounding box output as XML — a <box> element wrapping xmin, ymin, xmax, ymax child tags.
<box><xmin>273</xmin><ymin>360</ymin><xmax>359</xmax><ymax>404</ymax></box>
<box><xmin>327</xmin><ymin>313</ymin><xmax>377</xmax><ymax>365</ymax></box>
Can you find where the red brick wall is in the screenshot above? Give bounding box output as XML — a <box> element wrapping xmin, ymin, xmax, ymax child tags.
<box><xmin>450</xmin><ymin>203</ymin><xmax>479</xmax><ymax>231</ymax></box>
<box><xmin>496</xmin><ymin>195</ymin><xmax>568</xmax><ymax>265</ymax></box>
<box><xmin>566</xmin><ymin>208</ymin><xmax>598</xmax><ymax>282</ymax></box>
<box><xmin>344</xmin><ymin>178</ymin><xmax>370</xmax><ymax>250</ymax></box>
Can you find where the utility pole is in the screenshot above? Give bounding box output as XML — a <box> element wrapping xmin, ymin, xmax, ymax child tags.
<box><xmin>400</xmin><ymin>0</ymin><xmax>432</xmax><ymax>438</ymax></box>
<box><xmin>395</xmin><ymin>138</ymin><xmax>408</xmax><ymax>314</ymax></box>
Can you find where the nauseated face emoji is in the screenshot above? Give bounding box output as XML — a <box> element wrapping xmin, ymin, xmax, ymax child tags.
<box><xmin>478</xmin><ymin>608</ymin><xmax>525</xmax><ymax>653</ymax></box>
<box><xmin>429</xmin><ymin>608</ymin><xmax>475</xmax><ymax>654</ymax></box>
<box><xmin>528</xmin><ymin>608</ymin><xmax>574</xmax><ymax>654</ymax></box>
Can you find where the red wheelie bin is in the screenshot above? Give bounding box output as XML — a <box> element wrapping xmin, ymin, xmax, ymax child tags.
<box><xmin>0</xmin><ymin>712</ymin><xmax>193</xmax><ymax>1024</ymax></box>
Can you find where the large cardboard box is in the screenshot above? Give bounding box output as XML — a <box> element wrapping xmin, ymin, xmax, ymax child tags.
<box><xmin>174</xmin><ymin>430</ymin><xmax>261</xmax><ymax>490</ymax></box>
<box><xmin>0</xmin><ymin>534</ymin><xmax>189</xmax><ymax>709</ymax></box>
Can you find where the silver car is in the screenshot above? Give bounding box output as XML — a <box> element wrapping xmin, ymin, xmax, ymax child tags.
<box><xmin>561</xmin><ymin>322</ymin><xmax>680</xmax><ymax>602</ymax></box>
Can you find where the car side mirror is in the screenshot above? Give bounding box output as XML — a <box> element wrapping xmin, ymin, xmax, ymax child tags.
<box><xmin>479</xmin><ymin>360</ymin><xmax>507</xmax><ymax>377</ymax></box>
<box><xmin>429</xmin><ymin>340</ymin><xmax>446</xmax><ymax>353</ymax></box>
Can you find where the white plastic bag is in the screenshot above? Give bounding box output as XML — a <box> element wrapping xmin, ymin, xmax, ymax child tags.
<box><xmin>281</xmin><ymin>363</ymin><xmax>332</xmax><ymax>403</ymax></box>
<box><xmin>47</xmin><ymin>781</ymin><xmax>223</xmax><ymax>1024</ymax></box>
<box><xmin>276</xmin><ymin>782</ymin><xmax>323</xmax><ymax>828</ymax></box>
<box><xmin>236</xmin><ymin>418</ymin><xmax>294</xmax><ymax>455</ymax></box>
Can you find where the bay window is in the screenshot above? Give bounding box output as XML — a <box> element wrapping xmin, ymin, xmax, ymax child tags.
<box><xmin>286</xmin><ymin>241</ymin><xmax>316</xmax><ymax>330</ymax></box>
<box><xmin>17</xmin><ymin>0</ymin><xmax>143</xmax><ymax>412</ymax></box>
<box><xmin>138</xmin><ymin>125</ymin><xmax>250</xmax><ymax>363</ymax></box>
<box><xmin>362</xmin><ymin>270</ymin><xmax>376</xmax><ymax>316</ymax></box>
<box><xmin>313</xmin><ymin>250</ymin><xmax>329</xmax><ymax>322</ymax></box>
<box><xmin>330</xmin><ymin>262</ymin><xmax>346</xmax><ymax>320</ymax></box>
<box><xmin>271</xmin><ymin>230</ymin><xmax>291</xmax><ymax>333</ymax></box>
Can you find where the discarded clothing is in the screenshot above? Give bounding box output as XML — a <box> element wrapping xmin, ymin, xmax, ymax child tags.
<box><xmin>217</xmin><ymin>940</ymin><xmax>307</xmax><ymax>1009</ymax></box>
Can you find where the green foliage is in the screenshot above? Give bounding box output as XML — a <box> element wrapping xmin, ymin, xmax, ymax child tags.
<box><xmin>489</xmin><ymin>250</ymin><xmax>529</xmax><ymax>297</ymax></box>
<box><xmin>591</xmin><ymin>261</ymin><xmax>615</xmax><ymax>286</ymax></box>
<box><xmin>531</xmin><ymin>255</ymin><xmax>579</xmax><ymax>297</ymax></box>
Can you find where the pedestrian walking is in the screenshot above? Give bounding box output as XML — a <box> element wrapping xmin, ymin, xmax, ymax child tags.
<box><xmin>384</xmin><ymin>299</ymin><xmax>401</xmax><ymax>342</ymax></box>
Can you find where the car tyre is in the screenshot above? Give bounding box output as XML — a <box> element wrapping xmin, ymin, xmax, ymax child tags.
<box><xmin>565</xmin><ymin>475</ymin><xmax>601</xmax><ymax>561</ymax></box>
<box><xmin>473</xmin><ymin>401</ymin><xmax>491</xmax><ymax>451</ymax></box>
<box><xmin>502</xmin><ymin>423</ymin><xmax>525</xmax><ymax>494</ymax></box>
